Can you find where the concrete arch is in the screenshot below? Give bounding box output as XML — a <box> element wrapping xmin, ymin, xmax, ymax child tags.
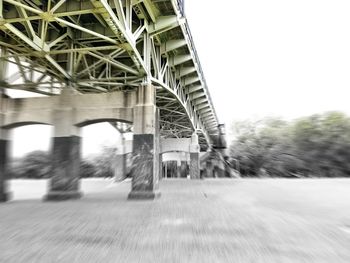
<box><xmin>1</xmin><ymin>96</ymin><xmax>57</xmax><ymax>128</ymax></box>
<box><xmin>75</xmin><ymin>117</ymin><xmax>132</xmax><ymax>128</ymax></box>
<box><xmin>2</xmin><ymin>112</ymin><xmax>53</xmax><ymax>128</ymax></box>
<box><xmin>2</xmin><ymin>121</ymin><xmax>51</xmax><ymax>129</ymax></box>
<box><xmin>73</xmin><ymin>91</ymin><xmax>135</xmax><ymax>127</ymax></box>
<box><xmin>3</xmin><ymin>109</ymin><xmax>54</xmax><ymax>128</ymax></box>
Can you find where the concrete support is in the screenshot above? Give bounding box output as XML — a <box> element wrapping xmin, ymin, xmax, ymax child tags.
<box><xmin>0</xmin><ymin>125</ymin><xmax>10</xmax><ymax>202</ymax></box>
<box><xmin>206</xmin><ymin>160</ymin><xmax>214</xmax><ymax>178</ymax></box>
<box><xmin>164</xmin><ymin>161</ymin><xmax>168</xmax><ymax>179</ymax></box>
<box><xmin>128</xmin><ymin>84</ymin><xmax>160</xmax><ymax>200</ymax></box>
<box><xmin>113</xmin><ymin>134</ymin><xmax>127</xmax><ymax>181</ymax></box>
<box><xmin>159</xmin><ymin>153</ymin><xmax>163</xmax><ymax>180</ymax></box>
<box><xmin>189</xmin><ymin>133</ymin><xmax>200</xmax><ymax>179</ymax></box>
<box><xmin>180</xmin><ymin>161</ymin><xmax>187</xmax><ymax>178</ymax></box>
<box><xmin>45</xmin><ymin>89</ymin><xmax>82</xmax><ymax>201</ymax></box>
<box><xmin>0</xmin><ymin>50</ymin><xmax>10</xmax><ymax>201</ymax></box>
<box><xmin>176</xmin><ymin>160</ymin><xmax>181</xmax><ymax>178</ymax></box>
<box><xmin>213</xmin><ymin>150</ymin><xmax>226</xmax><ymax>178</ymax></box>
<box><xmin>114</xmin><ymin>154</ymin><xmax>127</xmax><ymax>181</ymax></box>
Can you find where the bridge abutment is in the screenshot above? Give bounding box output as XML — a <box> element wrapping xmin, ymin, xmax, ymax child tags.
<box><xmin>128</xmin><ymin>84</ymin><xmax>161</xmax><ymax>200</ymax></box>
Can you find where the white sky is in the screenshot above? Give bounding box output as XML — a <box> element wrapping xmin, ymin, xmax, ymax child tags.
<box><xmin>8</xmin><ymin>0</ymin><xmax>350</xmax><ymax>156</ymax></box>
<box><xmin>10</xmin><ymin>123</ymin><xmax>121</xmax><ymax>158</ymax></box>
<box><xmin>185</xmin><ymin>0</ymin><xmax>350</xmax><ymax>123</ymax></box>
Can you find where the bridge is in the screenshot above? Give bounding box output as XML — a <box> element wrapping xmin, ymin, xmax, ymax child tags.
<box><xmin>0</xmin><ymin>0</ymin><xmax>227</xmax><ymax>201</ymax></box>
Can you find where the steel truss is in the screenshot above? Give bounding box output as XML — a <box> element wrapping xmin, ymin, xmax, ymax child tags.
<box><xmin>0</xmin><ymin>0</ymin><xmax>219</xmax><ymax>150</ymax></box>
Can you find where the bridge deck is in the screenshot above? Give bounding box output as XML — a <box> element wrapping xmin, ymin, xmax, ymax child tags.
<box><xmin>1</xmin><ymin>179</ymin><xmax>350</xmax><ymax>262</ymax></box>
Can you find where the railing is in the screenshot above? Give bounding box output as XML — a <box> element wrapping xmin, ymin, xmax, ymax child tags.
<box><xmin>177</xmin><ymin>0</ymin><xmax>185</xmax><ymax>16</ymax></box>
<box><xmin>172</xmin><ymin>0</ymin><xmax>219</xmax><ymax>137</ymax></box>
<box><xmin>184</xmin><ymin>23</ymin><xmax>219</xmax><ymax>132</ymax></box>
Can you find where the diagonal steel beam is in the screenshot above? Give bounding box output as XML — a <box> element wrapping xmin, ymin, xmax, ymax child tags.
<box><xmin>94</xmin><ymin>0</ymin><xmax>147</xmax><ymax>73</ymax></box>
<box><xmin>54</xmin><ymin>17</ymin><xmax>119</xmax><ymax>45</ymax></box>
<box><xmin>87</xmin><ymin>51</ymin><xmax>139</xmax><ymax>76</ymax></box>
<box><xmin>4</xmin><ymin>23</ymin><xmax>69</xmax><ymax>78</ymax></box>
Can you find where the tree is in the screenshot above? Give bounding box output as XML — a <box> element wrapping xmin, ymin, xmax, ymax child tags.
<box><xmin>79</xmin><ymin>160</ymin><xmax>97</xmax><ymax>178</ymax></box>
<box><xmin>290</xmin><ymin>112</ymin><xmax>350</xmax><ymax>177</ymax></box>
<box><xmin>9</xmin><ymin>150</ymin><xmax>51</xmax><ymax>179</ymax></box>
<box><xmin>9</xmin><ymin>146</ymin><xmax>120</xmax><ymax>179</ymax></box>
<box><xmin>229</xmin><ymin>112</ymin><xmax>350</xmax><ymax>178</ymax></box>
<box><xmin>92</xmin><ymin>146</ymin><xmax>119</xmax><ymax>178</ymax></box>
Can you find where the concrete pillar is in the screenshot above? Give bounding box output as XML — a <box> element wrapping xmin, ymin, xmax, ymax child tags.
<box><xmin>176</xmin><ymin>160</ymin><xmax>181</xmax><ymax>178</ymax></box>
<box><xmin>114</xmin><ymin>135</ymin><xmax>127</xmax><ymax>181</ymax></box>
<box><xmin>0</xmin><ymin>49</ymin><xmax>10</xmax><ymax>201</ymax></box>
<box><xmin>206</xmin><ymin>160</ymin><xmax>214</xmax><ymax>178</ymax></box>
<box><xmin>189</xmin><ymin>133</ymin><xmax>200</xmax><ymax>179</ymax></box>
<box><xmin>214</xmin><ymin>150</ymin><xmax>226</xmax><ymax>177</ymax></box>
<box><xmin>215</xmin><ymin>164</ymin><xmax>226</xmax><ymax>177</ymax></box>
<box><xmin>164</xmin><ymin>161</ymin><xmax>168</xmax><ymax>179</ymax></box>
<box><xmin>128</xmin><ymin>84</ymin><xmax>160</xmax><ymax>199</ymax></box>
<box><xmin>159</xmin><ymin>153</ymin><xmax>163</xmax><ymax>180</ymax></box>
<box><xmin>180</xmin><ymin>161</ymin><xmax>187</xmax><ymax>178</ymax></box>
<box><xmin>45</xmin><ymin>88</ymin><xmax>82</xmax><ymax>201</ymax></box>
<box><xmin>114</xmin><ymin>154</ymin><xmax>127</xmax><ymax>181</ymax></box>
<box><xmin>0</xmin><ymin>118</ymin><xmax>10</xmax><ymax>202</ymax></box>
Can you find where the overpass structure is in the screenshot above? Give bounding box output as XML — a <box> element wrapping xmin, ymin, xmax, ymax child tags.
<box><xmin>0</xmin><ymin>0</ymin><xmax>223</xmax><ymax>200</ymax></box>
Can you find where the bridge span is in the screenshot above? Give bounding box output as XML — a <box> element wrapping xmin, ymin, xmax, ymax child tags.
<box><xmin>0</xmin><ymin>0</ymin><xmax>226</xmax><ymax>200</ymax></box>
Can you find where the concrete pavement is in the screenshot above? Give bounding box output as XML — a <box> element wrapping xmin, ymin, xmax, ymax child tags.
<box><xmin>1</xmin><ymin>178</ymin><xmax>350</xmax><ymax>262</ymax></box>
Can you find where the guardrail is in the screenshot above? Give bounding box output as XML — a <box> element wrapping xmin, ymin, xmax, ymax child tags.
<box><xmin>177</xmin><ymin>0</ymin><xmax>185</xmax><ymax>16</ymax></box>
<box><xmin>172</xmin><ymin>0</ymin><xmax>219</xmax><ymax>136</ymax></box>
<box><xmin>183</xmin><ymin>20</ymin><xmax>219</xmax><ymax>132</ymax></box>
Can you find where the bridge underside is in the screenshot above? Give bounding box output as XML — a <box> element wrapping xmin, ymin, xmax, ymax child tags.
<box><xmin>0</xmin><ymin>0</ymin><xmax>219</xmax><ymax>148</ymax></box>
<box><xmin>0</xmin><ymin>0</ymin><xmax>223</xmax><ymax>200</ymax></box>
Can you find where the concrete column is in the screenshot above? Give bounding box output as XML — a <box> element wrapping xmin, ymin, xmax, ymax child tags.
<box><xmin>181</xmin><ymin>161</ymin><xmax>187</xmax><ymax>178</ymax></box>
<box><xmin>45</xmin><ymin>88</ymin><xmax>82</xmax><ymax>201</ymax></box>
<box><xmin>206</xmin><ymin>160</ymin><xmax>214</xmax><ymax>178</ymax></box>
<box><xmin>214</xmin><ymin>150</ymin><xmax>226</xmax><ymax>177</ymax></box>
<box><xmin>0</xmin><ymin>118</ymin><xmax>10</xmax><ymax>202</ymax></box>
<box><xmin>189</xmin><ymin>133</ymin><xmax>200</xmax><ymax>179</ymax></box>
<box><xmin>114</xmin><ymin>153</ymin><xmax>127</xmax><ymax>181</ymax></box>
<box><xmin>0</xmin><ymin>53</ymin><xmax>10</xmax><ymax>201</ymax></box>
<box><xmin>113</xmin><ymin>135</ymin><xmax>127</xmax><ymax>181</ymax></box>
<box><xmin>215</xmin><ymin>163</ymin><xmax>226</xmax><ymax>177</ymax></box>
<box><xmin>159</xmin><ymin>153</ymin><xmax>163</xmax><ymax>180</ymax></box>
<box><xmin>176</xmin><ymin>160</ymin><xmax>181</xmax><ymax>178</ymax></box>
<box><xmin>128</xmin><ymin>84</ymin><xmax>160</xmax><ymax>199</ymax></box>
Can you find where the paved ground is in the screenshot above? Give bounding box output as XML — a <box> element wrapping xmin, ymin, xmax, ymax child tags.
<box><xmin>1</xmin><ymin>178</ymin><xmax>350</xmax><ymax>263</ymax></box>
